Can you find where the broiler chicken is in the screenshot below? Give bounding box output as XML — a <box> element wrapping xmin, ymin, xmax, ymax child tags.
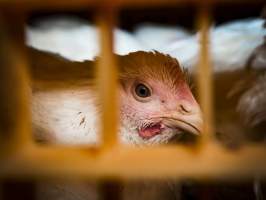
<box><xmin>29</xmin><ymin>47</ymin><xmax>203</xmax><ymax>200</ymax></box>
<box><xmin>30</xmin><ymin>47</ymin><xmax>202</xmax><ymax>146</ymax></box>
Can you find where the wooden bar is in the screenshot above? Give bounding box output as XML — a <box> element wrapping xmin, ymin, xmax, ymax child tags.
<box><xmin>95</xmin><ymin>6</ymin><xmax>118</xmax><ymax>148</ymax></box>
<box><xmin>0</xmin><ymin>0</ymin><xmax>263</xmax><ymax>11</ymax></box>
<box><xmin>0</xmin><ymin>11</ymin><xmax>32</xmax><ymax>153</ymax></box>
<box><xmin>0</xmin><ymin>143</ymin><xmax>265</xmax><ymax>181</ymax></box>
<box><xmin>196</xmin><ymin>5</ymin><xmax>214</xmax><ymax>141</ymax></box>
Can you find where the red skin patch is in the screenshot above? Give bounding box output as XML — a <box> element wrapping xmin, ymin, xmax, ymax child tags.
<box><xmin>139</xmin><ymin>124</ymin><xmax>162</xmax><ymax>139</ymax></box>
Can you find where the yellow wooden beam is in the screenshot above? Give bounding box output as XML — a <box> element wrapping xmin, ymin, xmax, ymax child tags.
<box><xmin>196</xmin><ymin>5</ymin><xmax>214</xmax><ymax>142</ymax></box>
<box><xmin>0</xmin><ymin>0</ymin><xmax>263</xmax><ymax>11</ymax></box>
<box><xmin>0</xmin><ymin>143</ymin><xmax>265</xmax><ymax>181</ymax></box>
<box><xmin>0</xmin><ymin>12</ymin><xmax>33</xmax><ymax>153</ymax></box>
<box><xmin>95</xmin><ymin>5</ymin><xmax>119</xmax><ymax>148</ymax></box>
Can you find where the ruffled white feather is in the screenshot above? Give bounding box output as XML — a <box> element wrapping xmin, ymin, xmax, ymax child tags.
<box><xmin>27</xmin><ymin>17</ymin><xmax>266</xmax><ymax>73</ymax></box>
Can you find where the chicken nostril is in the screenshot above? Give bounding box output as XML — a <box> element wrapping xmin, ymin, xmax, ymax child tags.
<box><xmin>180</xmin><ymin>104</ymin><xmax>191</xmax><ymax>113</ymax></box>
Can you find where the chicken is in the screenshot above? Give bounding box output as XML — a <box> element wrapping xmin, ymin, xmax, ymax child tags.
<box><xmin>29</xmin><ymin>47</ymin><xmax>202</xmax><ymax>200</ymax></box>
<box><xmin>212</xmin><ymin>8</ymin><xmax>266</xmax><ymax>146</ymax></box>
<box><xmin>239</xmin><ymin>7</ymin><xmax>266</xmax><ymax>141</ymax></box>
<box><xmin>237</xmin><ymin>72</ymin><xmax>266</xmax><ymax>141</ymax></box>
<box><xmin>213</xmin><ymin>58</ymin><xmax>266</xmax><ymax>146</ymax></box>
<box><xmin>29</xmin><ymin>47</ymin><xmax>202</xmax><ymax>146</ymax></box>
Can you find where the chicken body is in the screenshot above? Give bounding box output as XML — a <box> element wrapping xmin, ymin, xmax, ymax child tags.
<box><xmin>32</xmin><ymin>85</ymin><xmax>99</xmax><ymax>144</ymax></box>
<box><xmin>30</xmin><ymin>48</ymin><xmax>202</xmax><ymax>146</ymax></box>
<box><xmin>30</xmin><ymin>48</ymin><xmax>202</xmax><ymax>200</ymax></box>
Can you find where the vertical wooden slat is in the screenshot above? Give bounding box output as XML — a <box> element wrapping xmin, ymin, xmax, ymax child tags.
<box><xmin>96</xmin><ymin>5</ymin><xmax>122</xmax><ymax>198</ymax></box>
<box><xmin>196</xmin><ymin>5</ymin><xmax>214</xmax><ymax>141</ymax></box>
<box><xmin>0</xmin><ymin>10</ymin><xmax>32</xmax><ymax>153</ymax></box>
<box><xmin>95</xmin><ymin>5</ymin><xmax>119</xmax><ymax>148</ymax></box>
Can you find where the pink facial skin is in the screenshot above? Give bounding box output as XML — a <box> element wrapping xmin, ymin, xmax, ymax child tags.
<box><xmin>119</xmin><ymin>77</ymin><xmax>202</xmax><ymax>143</ymax></box>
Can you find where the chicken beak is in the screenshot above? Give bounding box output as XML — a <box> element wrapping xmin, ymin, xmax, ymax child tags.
<box><xmin>162</xmin><ymin>105</ymin><xmax>203</xmax><ymax>136</ymax></box>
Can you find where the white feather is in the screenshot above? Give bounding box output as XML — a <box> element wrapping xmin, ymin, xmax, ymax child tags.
<box><xmin>26</xmin><ymin>16</ymin><xmax>148</xmax><ymax>61</ymax></box>
<box><xmin>141</xmin><ymin>19</ymin><xmax>265</xmax><ymax>72</ymax></box>
<box><xmin>133</xmin><ymin>23</ymin><xmax>190</xmax><ymax>50</ymax></box>
<box><xmin>27</xmin><ymin>17</ymin><xmax>265</xmax><ymax>73</ymax></box>
<box><xmin>210</xmin><ymin>19</ymin><xmax>265</xmax><ymax>72</ymax></box>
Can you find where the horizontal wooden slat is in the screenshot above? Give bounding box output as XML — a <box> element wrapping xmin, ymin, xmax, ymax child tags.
<box><xmin>0</xmin><ymin>143</ymin><xmax>265</xmax><ymax>181</ymax></box>
<box><xmin>0</xmin><ymin>0</ymin><xmax>264</xmax><ymax>10</ymax></box>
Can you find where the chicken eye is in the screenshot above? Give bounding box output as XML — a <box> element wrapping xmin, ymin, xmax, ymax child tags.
<box><xmin>135</xmin><ymin>84</ymin><xmax>151</xmax><ymax>98</ymax></box>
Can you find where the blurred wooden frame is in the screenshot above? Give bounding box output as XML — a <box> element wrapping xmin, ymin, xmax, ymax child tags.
<box><xmin>0</xmin><ymin>0</ymin><xmax>266</xmax><ymax>182</ymax></box>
